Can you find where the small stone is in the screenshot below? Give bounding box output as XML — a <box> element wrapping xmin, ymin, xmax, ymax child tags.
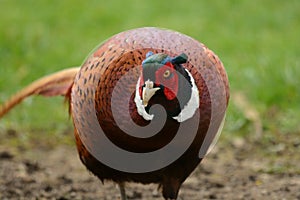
<box><xmin>248</xmin><ymin>175</ymin><xmax>256</xmax><ymax>182</ymax></box>
<box><xmin>231</xmin><ymin>138</ymin><xmax>245</xmax><ymax>149</ymax></box>
<box><xmin>208</xmin><ymin>193</ymin><xmax>217</xmax><ymax>199</ymax></box>
<box><xmin>0</xmin><ymin>151</ymin><xmax>14</xmax><ymax>160</ymax></box>
<box><xmin>6</xmin><ymin>129</ymin><xmax>17</xmax><ymax>137</ymax></box>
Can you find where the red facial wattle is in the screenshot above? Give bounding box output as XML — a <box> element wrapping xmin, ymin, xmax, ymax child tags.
<box><xmin>155</xmin><ymin>62</ymin><xmax>178</xmax><ymax>100</ymax></box>
<box><xmin>139</xmin><ymin>76</ymin><xmax>144</xmax><ymax>97</ymax></box>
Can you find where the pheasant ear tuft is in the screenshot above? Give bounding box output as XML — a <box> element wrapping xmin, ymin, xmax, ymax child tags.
<box><xmin>171</xmin><ymin>53</ymin><xmax>188</xmax><ymax>64</ymax></box>
<box><xmin>146</xmin><ymin>51</ymin><xmax>154</xmax><ymax>58</ymax></box>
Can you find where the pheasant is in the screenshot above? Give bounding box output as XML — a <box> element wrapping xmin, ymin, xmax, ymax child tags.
<box><xmin>0</xmin><ymin>27</ymin><xmax>229</xmax><ymax>200</ymax></box>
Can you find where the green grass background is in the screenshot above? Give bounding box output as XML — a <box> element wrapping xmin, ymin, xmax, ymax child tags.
<box><xmin>0</xmin><ymin>0</ymin><xmax>299</xmax><ymax>147</ymax></box>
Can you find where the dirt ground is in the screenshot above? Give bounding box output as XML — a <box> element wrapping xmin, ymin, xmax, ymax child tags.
<box><xmin>0</xmin><ymin>131</ymin><xmax>299</xmax><ymax>200</ymax></box>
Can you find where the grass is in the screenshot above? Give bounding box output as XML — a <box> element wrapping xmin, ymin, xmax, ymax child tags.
<box><xmin>0</xmin><ymin>0</ymin><xmax>299</xmax><ymax>147</ymax></box>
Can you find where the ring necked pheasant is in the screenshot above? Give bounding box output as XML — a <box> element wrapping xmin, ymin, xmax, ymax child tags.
<box><xmin>0</xmin><ymin>27</ymin><xmax>229</xmax><ymax>200</ymax></box>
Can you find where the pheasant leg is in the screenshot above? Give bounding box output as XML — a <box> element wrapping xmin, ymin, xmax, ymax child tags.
<box><xmin>118</xmin><ymin>182</ymin><xmax>127</xmax><ymax>200</ymax></box>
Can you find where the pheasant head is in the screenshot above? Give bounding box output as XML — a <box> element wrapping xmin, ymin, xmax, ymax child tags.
<box><xmin>135</xmin><ymin>52</ymin><xmax>199</xmax><ymax>122</ymax></box>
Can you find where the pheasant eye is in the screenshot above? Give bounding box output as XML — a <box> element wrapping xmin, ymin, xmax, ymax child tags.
<box><xmin>163</xmin><ymin>70</ymin><xmax>171</xmax><ymax>78</ymax></box>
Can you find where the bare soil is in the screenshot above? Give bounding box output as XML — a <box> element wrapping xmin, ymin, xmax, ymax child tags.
<box><xmin>0</xmin><ymin>132</ymin><xmax>299</xmax><ymax>200</ymax></box>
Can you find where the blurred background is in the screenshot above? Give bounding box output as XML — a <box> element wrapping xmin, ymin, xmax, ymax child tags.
<box><xmin>0</xmin><ymin>0</ymin><xmax>299</xmax><ymax>199</ymax></box>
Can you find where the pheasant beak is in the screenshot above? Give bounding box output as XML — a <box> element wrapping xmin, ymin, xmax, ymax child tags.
<box><xmin>142</xmin><ymin>80</ymin><xmax>160</xmax><ymax>107</ymax></box>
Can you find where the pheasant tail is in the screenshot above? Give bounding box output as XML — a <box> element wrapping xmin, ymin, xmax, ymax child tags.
<box><xmin>0</xmin><ymin>67</ymin><xmax>80</xmax><ymax>118</ymax></box>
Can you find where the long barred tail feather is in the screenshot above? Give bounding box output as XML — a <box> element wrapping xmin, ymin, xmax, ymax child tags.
<box><xmin>0</xmin><ymin>67</ymin><xmax>80</xmax><ymax>119</ymax></box>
